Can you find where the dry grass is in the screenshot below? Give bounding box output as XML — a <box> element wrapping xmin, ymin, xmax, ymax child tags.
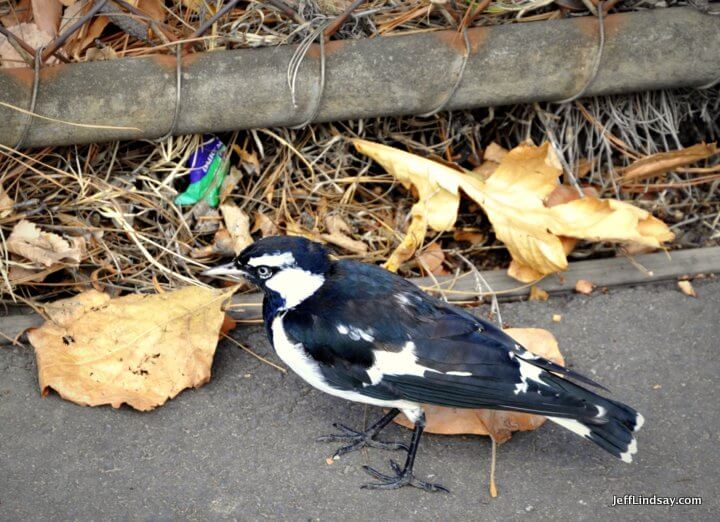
<box><xmin>0</xmin><ymin>0</ymin><xmax>718</xmax><ymax>306</ymax></box>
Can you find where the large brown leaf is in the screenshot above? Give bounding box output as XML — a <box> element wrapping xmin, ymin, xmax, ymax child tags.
<box><xmin>28</xmin><ymin>286</ymin><xmax>235</xmax><ymax>411</ymax></box>
<box><xmin>393</xmin><ymin>328</ymin><xmax>564</xmax><ymax>443</ymax></box>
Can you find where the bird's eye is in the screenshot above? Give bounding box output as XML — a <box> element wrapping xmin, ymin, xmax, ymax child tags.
<box><xmin>256</xmin><ymin>266</ymin><xmax>272</xmax><ymax>279</ymax></box>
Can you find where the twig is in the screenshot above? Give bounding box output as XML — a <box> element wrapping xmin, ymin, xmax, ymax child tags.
<box><xmin>221</xmin><ymin>332</ymin><xmax>287</xmax><ymax>373</ymax></box>
<box><xmin>266</xmin><ymin>0</ymin><xmax>305</xmax><ymax>25</ymax></box>
<box><xmin>489</xmin><ymin>437</ymin><xmax>498</xmax><ymax>498</ymax></box>
<box><xmin>189</xmin><ymin>0</ymin><xmax>243</xmax><ymax>42</ymax></box>
<box><xmin>324</xmin><ymin>0</ymin><xmax>365</xmax><ymax>39</ymax></box>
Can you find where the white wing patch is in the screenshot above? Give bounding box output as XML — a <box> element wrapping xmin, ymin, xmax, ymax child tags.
<box><xmin>514</xmin><ymin>357</ymin><xmax>545</xmax><ymax>395</ymax></box>
<box><xmin>367</xmin><ymin>341</ymin><xmax>444</xmax><ymax>385</ymax></box>
<box><xmin>395</xmin><ymin>294</ymin><xmax>410</xmax><ymax>307</ymax></box>
<box><xmin>336</xmin><ymin>324</ymin><xmax>375</xmax><ymax>342</ymax></box>
<box><xmin>547</xmin><ymin>416</ymin><xmax>592</xmax><ymax>438</ymax></box>
<box><xmin>248</xmin><ymin>252</ymin><xmax>295</xmax><ymax>268</ymax></box>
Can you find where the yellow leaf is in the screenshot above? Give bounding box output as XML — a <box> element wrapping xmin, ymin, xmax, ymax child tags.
<box><xmin>621</xmin><ymin>142</ymin><xmax>718</xmax><ymax>182</ymax></box>
<box><xmin>353</xmin><ymin>139</ymin><xmax>461</xmax><ymax>270</ymax></box>
<box><xmin>483</xmin><ymin>142</ymin><xmax>508</xmax><ymax>163</ymax></box>
<box><xmin>677</xmin><ymin>280</ymin><xmax>696</xmax><ymax>298</ymax></box>
<box><xmin>393</xmin><ymin>328</ymin><xmax>563</xmax><ymax>440</ymax></box>
<box><xmin>354</xmin><ymin>139</ymin><xmax>674</xmax><ymax>282</ymax></box>
<box><xmin>27</xmin><ymin>286</ymin><xmax>235</xmax><ymax>411</ymax></box>
<box><xmin>353</xmin><ymin>139</ymin><xmax>461</xmax><ymax>232</ymax></box>
<box><xmin>529</xmin><ymin>285</ymin><xmax>549</xmax><ymax>301</ymax></box>
<box><xmin>384</xmin><ymin>210</ymin><xmax>427</xmax><ymax>272</ymax></box>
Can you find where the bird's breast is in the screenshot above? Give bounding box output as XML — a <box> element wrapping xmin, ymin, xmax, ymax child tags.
<box><xmin>270</xmin><ymin>314</ymin><xmax>333</xmax><ymax>392</ymax></box>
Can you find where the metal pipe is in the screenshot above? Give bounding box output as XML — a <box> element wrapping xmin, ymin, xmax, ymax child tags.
<box><xmin>1</xmin><ymin>7</ymin><xmax>718</xmax><ymax>148</ymax></box>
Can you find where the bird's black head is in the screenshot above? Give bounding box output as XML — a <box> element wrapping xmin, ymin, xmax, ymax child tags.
<box><xmin>203</xmin><ymin>235</ymin><xmax>331</xmax><ymax>310</ymax></box>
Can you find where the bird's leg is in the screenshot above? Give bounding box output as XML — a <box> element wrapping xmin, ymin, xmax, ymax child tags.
<box><xmin>361</xmin><ymin>414</ymin><xmax>448</xmax><ymax>493</ymax></box>
<box><xmin>316</xmin><ymin>408</ymin><xmax>409</xmax><ymax>458</ymax></box>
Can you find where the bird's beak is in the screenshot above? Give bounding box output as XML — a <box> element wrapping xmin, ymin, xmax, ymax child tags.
<box><xmin>201</xmin><ymin>261</ymin><xmax>246</xmax><ymax>278</ymax></box>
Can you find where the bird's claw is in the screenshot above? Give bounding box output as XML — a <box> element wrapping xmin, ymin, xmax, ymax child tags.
<box><xmin>361</xmin><ymin>460</ymin><xmax>449</xmax><ymax>493</ymax></box>
<box><xmin>316</xmin><ymin>424</ymin><xmax>409</xmax><ymax>458</ymax></box>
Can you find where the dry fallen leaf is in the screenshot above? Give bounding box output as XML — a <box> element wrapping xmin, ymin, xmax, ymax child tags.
<box><xmin>7</xmin><ymin>263</ymin><xmax>63</xmax><ymax>284</ymax></box>
<box><xmin>677</xmin><ymin>280</ymin><xmax>697</xmax><ymax>298</ymax></box>
<box><xmin>544</xmin><ymin>184</ymin><xmax>599</xmax><ymax>207</ymax></box>
<box><xmin>0</xmin><ymin>184</ymin><xmax>13</xmax><ymax>218</ymax></box>
<box><xmin>135</xmin><ymin>0</ymin><xmax>166</xmax><ymax>22</ymax></box>
<box><xmin>84</xmin><ymin>45</ymin><xmax>117</xmax><ymax>61</ymax></box>
<box><xmin>354</xmin><ymin>139</ymin><xmax>673</xmax><ymax>281</ymax></box>
<box><xmin>472</xmin><ymin>161</ymin><xmax>499</xmax><ymax>180</ymax></box>
<box><xmin>60</xmin><ymin>1</ymin><xmax>109</xmax><ymax>59</ymax></box>
<box><xmin>31</xmin><ymin>0</ymin><xmax>62</xmax><ymax>35</ymax></box>
<box><xmin>219</xmin><ymin>313</ymin><xmax>237</xmax><ymax>338</ymax></box>
<box><xmin>0</xmin><ymin>23</ymin><xmax>54</xmax><ymax>68</ymax></box>
<box><xmin>453</xmin><ymin>229</ymin><xmax>485</xmax><ymax>245</ymax></box>
<box><xmin>27</xmin><ymin>286</ymin><xmax>235</xmax><ymax>411</ymax></box>
<box><xmin>417</xmin><ymin>242</ymin><xmax>448</xmax><ymax>276</ymax></box>
<box><xmin>529</xmin><ymin>285</ymin><xmax>549</xmax><ymax>301</ymax></box>
<box><xmin>484</xmin><ymin>142</ymin><xmax>508</xmax><ymax>163</ymax></box>
<box><xmin>574</xmin><ymin>279</ymin><xmax>595</xmax><ymax>295</ymax></box>
<box><xmin>621</xmin><ymin>142</ymin><xmax>718</xmax><ymax>182</ymax></box>
<box><xmin>394</xmin><ymin>328</ymin><xmax>563</xmax><ymax>441</ymax></box>
<box><xmin>220</xmin><ymin>203</ymin><xmax>253</xmax><ymax>254</ymax></box>
<box><xmin>385</xmin><ymin>211</ymin><xmax>429</xmax><ymax>271</ymax></box>
<box><xmin>252</xmin><ymin>211</ymin><xmax>279</xmax><ymax>238</ymax></box>
<box><xmin>7</xmin><ymin>220</ymin><xmax>86</xmax><ymax>267</ymax></box>
<box><xmin>321</xmin><ymin>215</ymin><xmax>368</xmax><ymax>255</ymax></box>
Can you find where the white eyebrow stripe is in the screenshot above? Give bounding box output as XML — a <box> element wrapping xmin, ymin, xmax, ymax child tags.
<box><xmin>247</xmin><ymin>252</ymin><xmax>296</xmax><ymax>267</ymax></box>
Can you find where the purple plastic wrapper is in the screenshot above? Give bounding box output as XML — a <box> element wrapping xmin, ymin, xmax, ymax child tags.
<box><xmin>188</xmin><ymin>136</ymin><xmax>225</xmax><ymax>183</ymax></box>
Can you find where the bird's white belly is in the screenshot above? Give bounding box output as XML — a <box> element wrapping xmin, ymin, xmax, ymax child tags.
<box><xmin>270</xmin><ymin>315</ymin><xmax>421</xmax><ymax>418</ymax></box>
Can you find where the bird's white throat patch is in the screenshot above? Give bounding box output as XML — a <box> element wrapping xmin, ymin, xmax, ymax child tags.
<box><xmin>266</xmin><ymin>267</ymin><xmax>325</xmax><ymax>309</ymax></box>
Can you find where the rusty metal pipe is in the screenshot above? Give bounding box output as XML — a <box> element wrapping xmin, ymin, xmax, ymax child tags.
<box><xmin>1</xmin><ymin>7</ymin><xmax>718</xmax><ymax>148</ymax></box>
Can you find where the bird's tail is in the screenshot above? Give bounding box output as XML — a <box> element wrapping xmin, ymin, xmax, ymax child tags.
<box><xmin>546</xmin><ymin>390</ymin><xmax>644</xmax><ymax>463</ymax></box>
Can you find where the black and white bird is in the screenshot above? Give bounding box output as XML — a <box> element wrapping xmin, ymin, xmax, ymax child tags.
<box><xmin>204</xmin><ymin>236</ymin><xmax>644</xmax><ymax>492</ymax></box>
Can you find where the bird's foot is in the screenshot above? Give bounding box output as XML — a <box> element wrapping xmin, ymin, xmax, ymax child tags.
<box><xmin>316</xmin><ymin>423</ymin><xmax>409</xmax><ymax>459</ymax></box>
<box><xmin>361</xmin><ymin>459</ymin><xmax>449</xmax><ymax>493</ymax></box>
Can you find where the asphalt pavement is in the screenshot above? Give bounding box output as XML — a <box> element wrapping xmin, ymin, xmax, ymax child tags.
<box><xmin>1</xmin><ymin>279</ymin><xmax>718</xmax><ymax>521</ymax></box>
